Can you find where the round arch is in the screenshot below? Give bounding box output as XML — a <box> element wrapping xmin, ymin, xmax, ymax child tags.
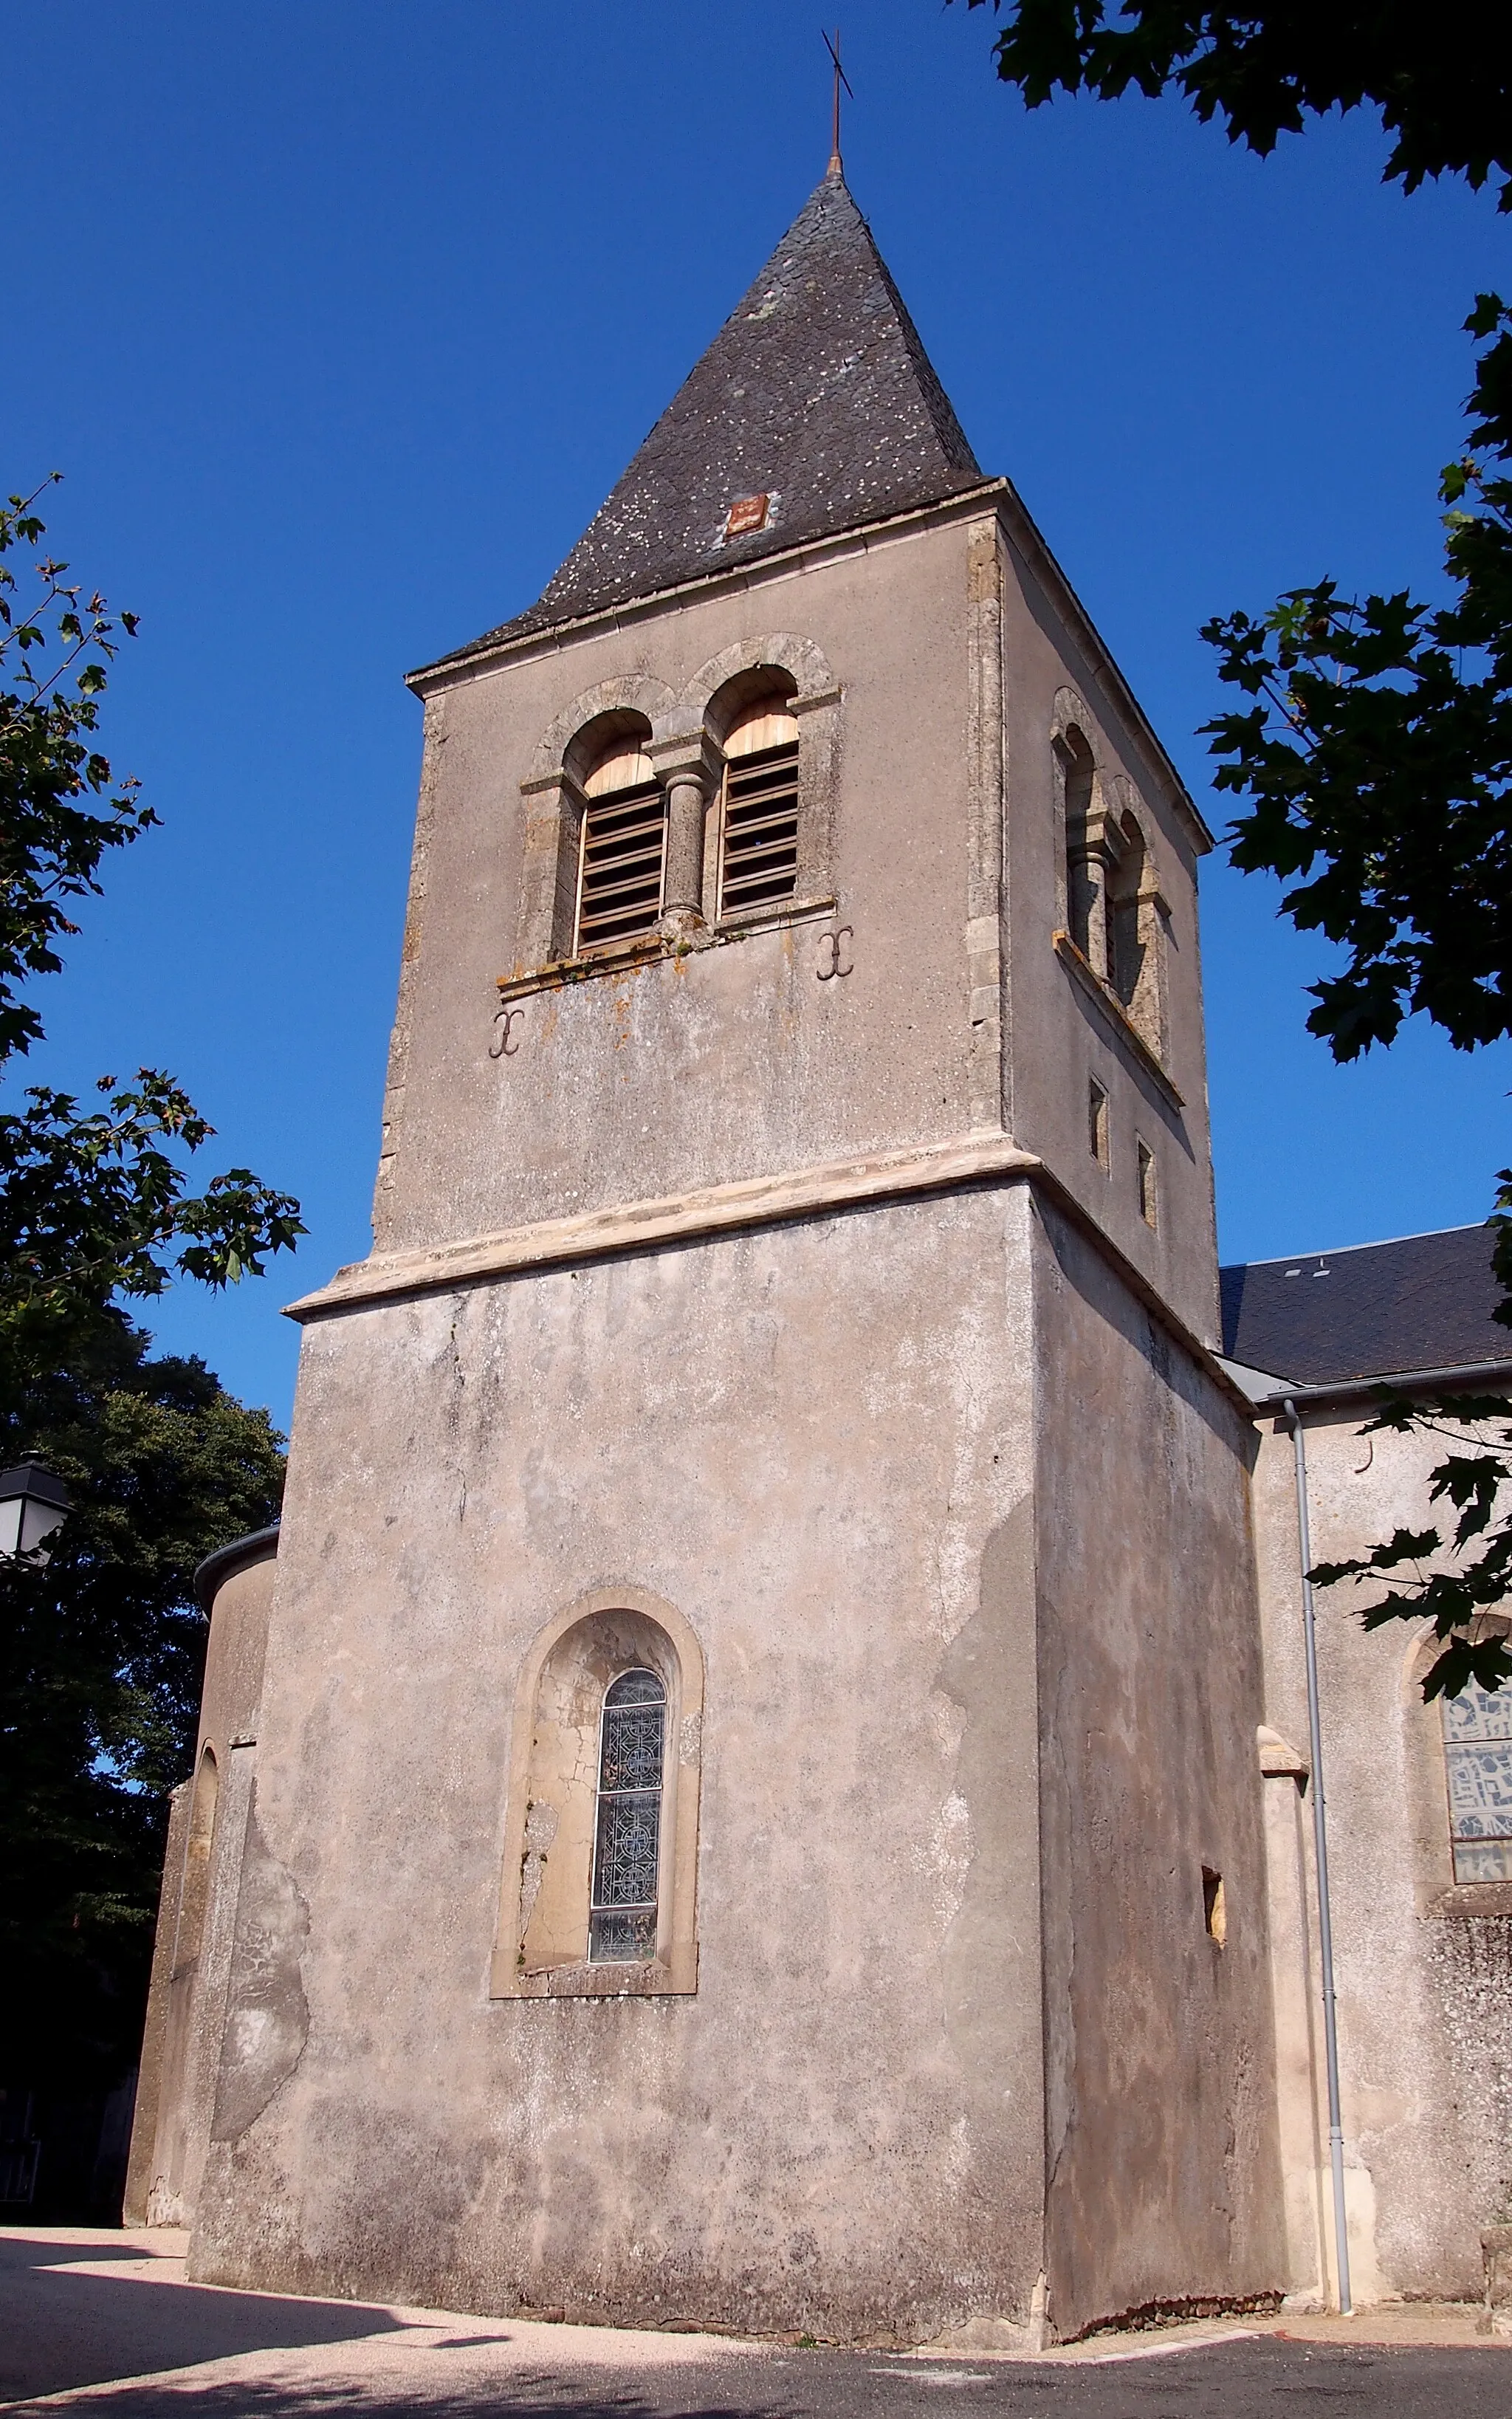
<box><xmin>679</xmin><ymin>632</ymin><xmax>836</xmax><ymax>727</ymax></box>
<box><xmin>526</xmin><ymin>675</ymin><xmax>677</xmax><ymax>785</ymax></box>
<box><xmin>491</xmin><ymin>1585</ymin><xmax>704</xmax><ymax>1997</ymax></box>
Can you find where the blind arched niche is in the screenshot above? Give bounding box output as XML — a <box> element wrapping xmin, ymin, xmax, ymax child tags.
<box><xmin>491</xmin><ymin>1588</ymin><xmax>704</xmax><ymax>1999</ymax></box>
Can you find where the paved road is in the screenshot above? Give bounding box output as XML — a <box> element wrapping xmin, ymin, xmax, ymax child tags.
<box><xmin>4</xmin><ymin>2229</ymin><xmax>1509</xmax><ymax>2419</ymax></box>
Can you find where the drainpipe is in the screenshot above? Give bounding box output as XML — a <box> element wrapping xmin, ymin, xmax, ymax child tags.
<box><xmin>1282</xmin><ymin>1397</ymin><xmax>1353</xmax><ymax>2316</ymax></box>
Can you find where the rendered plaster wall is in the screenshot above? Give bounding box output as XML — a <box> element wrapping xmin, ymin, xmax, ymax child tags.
<box><xmin>374</xmin><ymin>501</ymin><xmax>1218</xmax><ymax>1346</ymax></box>
<box><xmin>1032</xmin><ymin>1200</ymin><xmax>1283</xmax><ymax>2340</ymax></box>
<box><xmin>126</xmin><ymin>1548</ymin><xmax>275</xmax><ymax>2230</ymax></box>
<box><xmin>124</xmin><ymin>1780</ymin><xmax>192</xmax><ymax>2227</ymax></box>
<box><xmin>997</xmin><ymin>530</ymin><xmax>1220</xmax><ymax>1350</ymax></box>
<box><xmin>380</xmin><ymin>514</ymin><xmax>983</xmax><ymax>1258</ymax></box>
<box><xmin>1252</xmin><ymin>1411</ymin><xmax>1512</xmax><ymax>2302</ymax></box>
<box><xmin>191</xmin><ymin>1184</ymin><xmax>1049</xmax><ymax>2341</ymax></box>
<box><xmin>195</xmin><ymin>1553</ymin><xmax>275</xmax><ymax>1766</ymax></box>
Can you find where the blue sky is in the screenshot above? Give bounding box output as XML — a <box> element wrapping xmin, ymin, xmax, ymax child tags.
<box><xmin>5</xmin><ymin>2</ymin><xmax>1508</xmax><ymax>1430</ymax></box>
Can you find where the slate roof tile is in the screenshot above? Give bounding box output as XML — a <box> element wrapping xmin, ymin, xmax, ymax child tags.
<box><xmin>433</xmin><ymin>171</ymin><xmax>984</xmax><ymax>667</ymax></box>
<box><xmin>1220</xmin><ymin>1225</ymin><xmax>1512</xmax><ymax>1387</ymax></box>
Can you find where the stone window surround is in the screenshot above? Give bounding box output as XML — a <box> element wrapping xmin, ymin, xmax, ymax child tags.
<box><xmin>509</xmin><ymin>635</ymin><xmax>842</xmax><ymax>995</ymax></box>
<box><xmin>1049</xmin><ymin>686</ymin><xmax>1174</xmax><ymax>1088</ymax></box>
<box><xmin>489</xmin><ymin>1585</ymin><xmax>705</xmax><ymax>2000</ymax></box>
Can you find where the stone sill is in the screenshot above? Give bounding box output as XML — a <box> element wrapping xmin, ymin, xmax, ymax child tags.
<box><xmin>1053</xmin><ymin>930</ymin><xmax>1184</xmax><ymax>1112</ymax></box>
<box><xmin>1426</xmin><ymin>1883</ymin><xmax>1512</xmax><ymax>1918</ymax></box>
<box><xmin>495</xmin><ymin>1956</ymin><xmax>695</xmax><ymax>2000</ymax></box>
<box><xmin>498</xmin><ymin>896</ymin><xmax>839</xmax><ymax>1004</ymax></box>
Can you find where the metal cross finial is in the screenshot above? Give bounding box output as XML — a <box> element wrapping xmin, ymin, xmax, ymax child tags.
<box><xmin>822</xmin><ymin>27</ymin><xmax>853</xmax><ymax>179</ymax></box>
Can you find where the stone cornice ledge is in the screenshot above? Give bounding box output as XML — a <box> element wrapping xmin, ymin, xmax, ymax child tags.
<box><xmin>285</xmin><ymin>1132</ymin><xmax>1041</xmax><ymax>1322</ymax></box>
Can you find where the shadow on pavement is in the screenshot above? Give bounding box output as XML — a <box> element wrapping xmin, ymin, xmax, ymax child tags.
<box><xmin>9</xmin><ymin>2385</ymin><xmax>739</xmax><ymax>2419</ymax></box>
<box><xmin>9</xmin><ymin>2339</ymin><xmax>1512</xmax><ymax>2419</ymax></box>
<box><xmin>4</xmin><ymin>2237</ymin><xmax>1511</xmax><ymax>2419</ymax></box>
<box><xmin>0</xmin><ymin>2233</ymin><xmax>405</xmax><ymax>2404</ymax></box>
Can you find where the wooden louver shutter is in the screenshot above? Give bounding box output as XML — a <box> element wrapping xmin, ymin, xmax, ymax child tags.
<box><xmin>576</xmin><ymin>745</ymin><xmax>666</xmax><ymax>951</ymax></box>
<box><xmin>718</xmin><ymin>701</ymin><xmax>800</xmax><ymax>918</ymax></box>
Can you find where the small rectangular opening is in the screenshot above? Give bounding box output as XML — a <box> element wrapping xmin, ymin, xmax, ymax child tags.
<box><xmin>1203</xmin><ymin>1867</ymin><xmax>1226</xmax><ymax>1946</ymax></box>
<box><xmin>1088</xmin><ymin>1078</ymin><xmax>1109</xmax><ymax>1170</ymax></box>
<box><xmin>1136</xmin><ymin>1137</ymin><xmax>1158</xmax><ymax>1230</ymax></box>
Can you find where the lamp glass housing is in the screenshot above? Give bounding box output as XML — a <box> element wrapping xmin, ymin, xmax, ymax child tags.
<box><xmin>0</xmin><ymin>1465</ymin><xmax>71</xmax><ymax>1562</ymax></box>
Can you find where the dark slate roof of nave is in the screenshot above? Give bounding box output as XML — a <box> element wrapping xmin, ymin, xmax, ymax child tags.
<box><xmin>1220</xmin><ymin>1224</ymin><xmax>1512</xmax><ymax>1387</ymax></box>
<box><xmin>434</xmin><ymin>171</ymin><xmax>985</xmax><ymax>665</ymax></box>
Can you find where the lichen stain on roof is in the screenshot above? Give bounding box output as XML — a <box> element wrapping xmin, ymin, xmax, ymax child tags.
<box><xmin>447</xmin><ymin>170</ymin><xmax>984</xmax><ymax>662</ymax></box>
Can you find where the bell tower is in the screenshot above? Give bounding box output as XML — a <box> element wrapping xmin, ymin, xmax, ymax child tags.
<box><xmin>182</xmin><ymin>172</ymin><xmax>1284</xmax><ymax>2344</ymax></box>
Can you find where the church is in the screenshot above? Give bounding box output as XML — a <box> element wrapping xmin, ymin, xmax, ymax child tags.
<box><xmin>124</xmin><ymin>168</ymin><xmax>1512</xmax><ymax>2345</ymax></box>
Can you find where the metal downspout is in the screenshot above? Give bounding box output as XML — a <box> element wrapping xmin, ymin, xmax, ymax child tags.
<box><xmin>1282</xmin><ymin>1397</ymin><xmax>1353</xmax><ymax>2315</ymax></box>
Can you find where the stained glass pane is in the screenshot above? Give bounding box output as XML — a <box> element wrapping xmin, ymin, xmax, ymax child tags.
<box><xmin>589</xmin><ymin>1669</ymin><xmax>664</xmax><ymax>1963</ymax></box>
<box><xmin>1451</xmin><ymin>1837</ymin><xmax>1512</xmax><ymax>1884</ymax></box>
<box><xmin>1443</xmin><ymin>1678</ymin><xmax>1512</xmax><ymax>1742</ymax></box>
<box><xmin>605</xmin><ymin>1670</ymin><xmax>664</xmax><ymax>1707</ymax></box>
<box><xmin>589</xmin><ymin>1907</ymin><xmax>658</xmax><ymax>1961</ymax></box>
<box><xmin>1443</xmin><ymin>1677</ymin><xmax>1512</xmax><ymax>1882</ymax></box>
<box><xmin>594</xmin><ymin>1790</ymin><xmax>661</xmax><ymax>1905</ymax></box>
<box><xmin>601</xmin><ymin>1704</ymin><xmax>664</xmax><ymax>1794</ymax></box>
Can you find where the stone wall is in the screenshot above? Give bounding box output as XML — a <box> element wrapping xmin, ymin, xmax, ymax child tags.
<box><xmin>376</xmin><ymin>496</ymin><xmax>1218</xmax><ymax>1344</ymax></box>
<box><xmin>167</xmin><ymin>467</ymin><xmax>1254</xmax><ymax>2333</ymax></box>
<box><xmin>126</xmin><ymin>1541</ymin><xmax>276</xmax><ymax>2228</ymax></box>
<box><xmin>1253</xmin><ymin>1407</ymin><xmax>1512</xmax><ymax>2301</ymax></box>
<box><xmin>191</xmin><ymin>1185</ymin><xmax>1051</xmax><ymax>2340</ymax></box>
<box><xmin>1032</xmin><ymin>1198</ymin><xmax>1283</xmax><ymax>2339</ymax></box>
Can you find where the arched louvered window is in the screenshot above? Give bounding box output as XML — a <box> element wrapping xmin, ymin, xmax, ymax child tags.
<box><xmin>1106</xmin><ymin>811</ymin><xmax>1147</xmax><ymax>1012</ymax></box>
<box><xmin>1058</xmin><ymin>726</ymin><xmax>1096</xmax><ymax>962</ymax></box>
<box><xmin>576</xmin><ymin>741</ymin><xmax>666</xmax><ymax>952</ymax></box>
<box><xmin>716</xmin><ymin>698</ymin><xmax>800</xmax><ymax>918</ymax></box>
<box><xmin>589</xmin><ymin>1667</ymin><xmax>666</xmax><ymax>1962</ymax></box>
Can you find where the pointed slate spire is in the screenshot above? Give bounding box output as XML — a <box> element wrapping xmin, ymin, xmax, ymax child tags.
<box><xmin>467</xmin><ymin>174</ymin><xmax>984</xmax><ymax>654</ymax></box>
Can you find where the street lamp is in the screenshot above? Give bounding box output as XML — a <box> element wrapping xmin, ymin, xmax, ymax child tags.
<box><xmin>0</xmin><ymin>1464</ymin><xmax>72</xmax><ymax>1561</ymax></box>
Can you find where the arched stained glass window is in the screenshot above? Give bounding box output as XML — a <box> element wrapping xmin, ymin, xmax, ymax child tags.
<box><xmin>589</xmin><ymin>1668</ymin><xmax>665</xmax><ymax>1962</ymax></box>
<box><xmin>1443</xmin><ymin>1674</ymin><xmax>1512</xmax><ymax>1881</ymax></box>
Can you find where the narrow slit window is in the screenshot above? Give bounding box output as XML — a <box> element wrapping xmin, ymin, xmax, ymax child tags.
<box><xmin>1058</xmin><ymin>727</ymin><xmax>1096</xmax><ymax>960</ymax></box>
<box><xmin>1088</xmin><ymin>1078</ymin><xmax>1109</xmax><ymax>1170</ymax></box>
<box><xmin>589</xmin><ymin>1667</ymin><xmax>666</xmax><ymax>1963</ymax></box>
<box><xmin>718</xmin><ymin>699</ymin><xmax>800</xmax><ymax>919</ymax></box>
<box><xmin>1106</xmin><ymin>811</ymin><xmax>1147</xmax><ymax>1016</ymax></box>
<box><xmin>1137</xmin><ymin>1138</ymin><xmax>1158</xmax><ymax>1230</ymax></box>
<box><xmin>576</xmin><ymin>744</ymin><xmax>665</xmax><ymax>953</ymax></box>
<box><xmin>1442</xmin><ymin>1673</ymin><xmax>1512</xmax><ymax>1882</ymax></box>
<box><xmin>1202</xmin><ymin>1868</ymin><xmax>1226</xmax><ymax>1946</ymax></box>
